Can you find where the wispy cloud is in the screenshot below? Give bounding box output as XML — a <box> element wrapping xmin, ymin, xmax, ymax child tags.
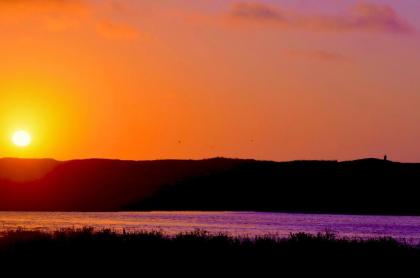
<box><xmin>227</xmin><ymin>2</ymin><xmax>414</xmax><ymax>34</ymax></box>
<box><xmin>229</xmin><ymin>2</ymin><xmax>285</xmax><ymax>24</ymax></box>
<box><xmin>0</xmin><ymin>0</ymin><xmax>140</xmax><ymax>40</ymax></box>
<box><xmin>0</xmin><ymin>0</ymin><xmax>89</xmax><ymax>17</ymax></box>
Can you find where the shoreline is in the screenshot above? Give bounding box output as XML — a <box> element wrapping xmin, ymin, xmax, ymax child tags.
<box><xmin>1</xmin><ymin>211</ymin><xmax>420</xmax><ymax>245</ymax></box>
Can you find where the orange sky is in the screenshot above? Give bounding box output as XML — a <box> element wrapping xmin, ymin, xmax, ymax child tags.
<box><xmin>1</xmin><ymin>0</ymin><xmax>420</xmax><ymax>162</ymax></box>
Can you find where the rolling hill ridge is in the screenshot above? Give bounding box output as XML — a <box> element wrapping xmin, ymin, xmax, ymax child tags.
<box><xmin>0</xmin><ymin>157</ymin><xmax>419</xmax><ymax>214</ymax></box>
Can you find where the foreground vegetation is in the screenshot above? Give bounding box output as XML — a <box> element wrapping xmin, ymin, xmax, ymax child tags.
<box><xmin>0</xmin><ymin>228</ymin><xmax>419</xmax><ymax>273</ymax></box>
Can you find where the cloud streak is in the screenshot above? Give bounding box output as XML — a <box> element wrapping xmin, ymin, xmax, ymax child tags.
<box><xmin>229</xmin><ymin>2</ymin><xmax>284</xmax><ymax>23</ymax></box>
<box><xmin>0</xmin><ymin>0</ymin><xmax>140</xmax><ymax>40</ymax></box>
<box><xmin>0</xmin><ymin>0</ymin><xmax>89</xmax><ymax>16</ymax></box>
<box><xmin>227</xmin><ymin>2</ymin><xmax>414</xmax><ymax>34</ymax></box>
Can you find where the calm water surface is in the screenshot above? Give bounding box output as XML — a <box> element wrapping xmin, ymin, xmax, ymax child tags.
<box><xmin>1</xmin><ymin>211</ymin><xmax>420</xmax><ymax>244</ymax></box>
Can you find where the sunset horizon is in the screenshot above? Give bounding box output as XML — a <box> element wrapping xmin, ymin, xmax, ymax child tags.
<box><xmin>1</xmin><ymin>0</ymin><xmax>420</xmax><ymax>272</ymax></box>
<box><xmin>0</xmin><ymin>155</ymin><xmax>401</xmax><ymax>163</ymax></box>
<box><xmin>1</xmin><ymin>0</ymin><xmax>419</xmax><ymax>162</ymax></box>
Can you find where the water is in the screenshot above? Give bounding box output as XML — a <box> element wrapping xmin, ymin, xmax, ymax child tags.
<box><xmin>1</xmin><ymin>211</ymin><xmax>420</xmax><ymax>244</ymax></box>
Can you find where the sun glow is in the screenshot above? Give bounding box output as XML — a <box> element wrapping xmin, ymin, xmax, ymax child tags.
<box><xmin>12</xmin><ymin>130</ymin><xmax>32</xmax><ymax>147</ymax></box>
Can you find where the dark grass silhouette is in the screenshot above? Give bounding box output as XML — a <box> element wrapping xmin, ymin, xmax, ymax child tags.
<box><xmin>0</xmin><ymin>228</ymin><xmax>419</xmax><ymax>273</ymax></box>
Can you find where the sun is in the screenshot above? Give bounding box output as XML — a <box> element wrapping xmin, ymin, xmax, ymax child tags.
<box><xmin>12</xmin><ymin>130</ymin><xmax>32</xmax><ymax>147</ymax></box>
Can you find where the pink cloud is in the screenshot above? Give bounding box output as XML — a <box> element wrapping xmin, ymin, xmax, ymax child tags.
<box><xmin>228</xmin><ymin>2</ymin><xmax>285</xmax><ymax>23</ymax></box>
<box><xmin>227</xmin><ymin>2</ymin><xmax>414</xmax><ymax>34</ymax></box>
<box><xmin>350</xmin><ymin>3</ymin><xmax>413</xmax><ymax>33</ymax></box>
<box><xmin>300</xmin><ymin>3</ymin><xmax>414</xmax><ymax>34</ymax></box>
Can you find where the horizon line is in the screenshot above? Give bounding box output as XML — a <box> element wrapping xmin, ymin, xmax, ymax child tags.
<box><xmin>0</xmin><ymin>156</ymin><xmax>410</xmax><ymax>164</ymax></box>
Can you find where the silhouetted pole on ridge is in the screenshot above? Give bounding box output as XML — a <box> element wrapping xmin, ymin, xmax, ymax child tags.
<box><xmin>384</xmin><ymin>155</ymin><xmax>388</xmax><ymax>161</ymax></box>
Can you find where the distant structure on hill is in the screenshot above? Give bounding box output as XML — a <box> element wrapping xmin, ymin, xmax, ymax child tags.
<box><xmin>0</xmin><ymin>157</ymin><xmax>420</xmax><ymax>214</ymax></box>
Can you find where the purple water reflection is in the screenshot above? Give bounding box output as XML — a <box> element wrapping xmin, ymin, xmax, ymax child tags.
<box><xmin>1</xmin><ymin>211</ymin><xmax>420</xmax><ymax>244</ymax></box>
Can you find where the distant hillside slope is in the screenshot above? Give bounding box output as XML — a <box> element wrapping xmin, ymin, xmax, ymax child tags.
<box><xmin>0</xmin><ymin>157</ymin><xmax>419</xmax><ymax>214</ymax></box>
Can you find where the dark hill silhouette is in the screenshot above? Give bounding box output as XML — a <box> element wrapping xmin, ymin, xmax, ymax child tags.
<box><xmin>0</xmin><ymin>158</ymin><xmax>57</xmax><ymax>182</ymax></box>
<box><xmin>0</xmin><ymin>157</ymin><xmax>419</xmax><ymax>214</ymax></box>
